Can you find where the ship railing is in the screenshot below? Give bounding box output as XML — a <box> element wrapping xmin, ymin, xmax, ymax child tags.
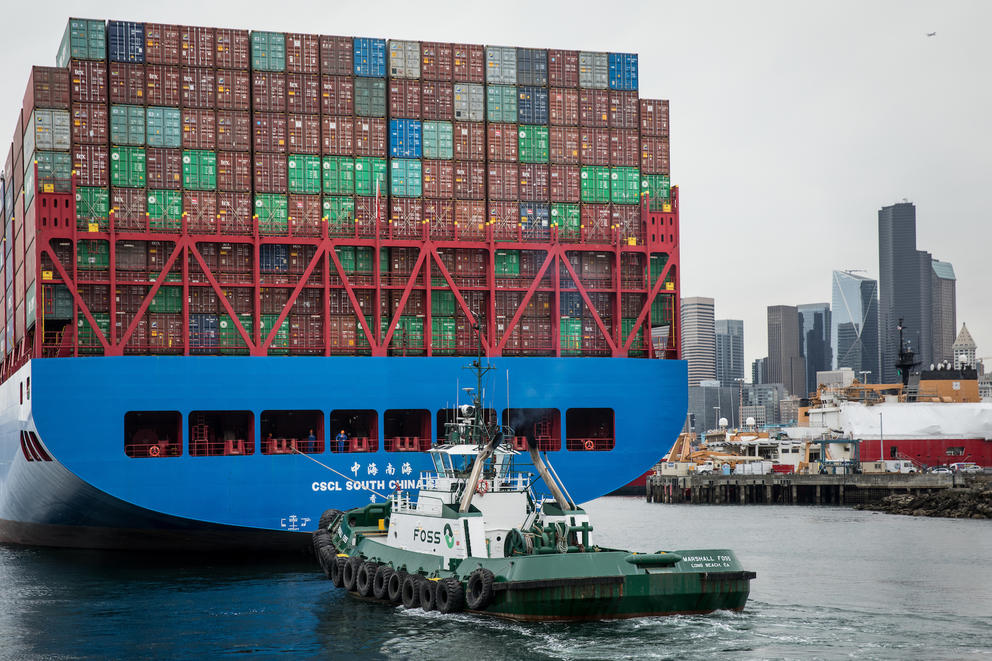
<box><xmin>390</xmin><ymin>491</ymin><xmax>446</xmax><ymax>516</ymax></box>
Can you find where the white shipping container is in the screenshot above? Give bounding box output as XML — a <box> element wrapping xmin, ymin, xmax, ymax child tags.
<box><xmin>454</xmin><ymin>83</ymin><xmax>485</xmax><ymax>122</ymax></box>
<box><xmin>578</xmin><ymin>51</ymin><xmax>608</xmax><ymax>89</ymax></box>
<box><xmin>485</xmin><ymin>45</ymin><xmax>517</xmax><ymax>84</ymax></box>
<box><xmin>388</xmin><ymin>40</ymin><xmax>421</xmax><ymax>79</ymax></box>
<box><xmin>22</xmin><ymin>109</ymin><xmax>71</xmax><ymax>169</ymax></box>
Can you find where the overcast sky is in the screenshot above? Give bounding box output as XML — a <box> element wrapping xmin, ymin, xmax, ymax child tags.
<box><xmin>2</xmin><ymin>0</ymin><xmax>988</xmax><ymax>369</ymax></box>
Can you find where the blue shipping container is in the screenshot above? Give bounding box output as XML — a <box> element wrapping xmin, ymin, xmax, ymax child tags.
<box><xmin>517</xmin><ymin>87</ymin><xmax>549</xmax><ymax>125</ymax></box>
<box><xmin>108</xmin><ymin>21</ymin><xmax>145</xmax><ymax>63</ymax></box>
<box><xmin>608</xmin><ymin>53</ymin><xmax>638</xmax><ymax>91</ymax></box>
<box><xmin>519</xmin><ymin>202</ymin><xmax>551</xmax><ymax>240</ymax></box>
<box><xmin>189</xmin><ymin>314</ymin><xmax>220</xmax><ymax>351</ymax></box>
<box><xmin>354</xmin><ymin>38</ymin><xmax>386</xmax><ymax>77</ymax></box>
<box><xmin>260</xmin><ymin>244</ymin><xmax>289</xmax><ymax>273</ymax></box>
<box><xmin>560</xmin><ymin>292</ymin><xmax>583</xmax><ymax>317</ymax></box>
<box><xmin>389</xmin><ymin>119</ymin><xmax>422</xmax><ymax>159</ymax></box>
<box><xmin>516</xmin><ymin>48</ymin><xmax>548</xmax><ymax>86</ymax></box>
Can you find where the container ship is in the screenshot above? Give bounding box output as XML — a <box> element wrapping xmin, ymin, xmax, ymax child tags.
<box><xmin>0</xmin><ymin>19</ymin><xmax>686</xmax><ymax>550</ymax></box>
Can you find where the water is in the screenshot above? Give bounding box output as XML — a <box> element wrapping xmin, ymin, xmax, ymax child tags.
<box><xmin>1</xmin><ymin>499</ymin><xmax>990</xmax><ymax>660</ymax></box>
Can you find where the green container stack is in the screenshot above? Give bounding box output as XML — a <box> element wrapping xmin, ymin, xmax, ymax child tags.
<box><xmin>182</xmin><ymin>150</ymin><xmax>216</xmax><ymax>190</ymax></box>
<box><xmin>610</xmin><ymin>167</ymin><xmax>641</xmax><ymax>205</ymax></box>
<box><xmin>76</xmin><ymin>187</ymin><xmax>110</xmax><ymax>230</ymax></box>
<box><xmin>57</xmin><ymin>18</ymin><xmax>106</xmax><ymax>66</ymax></box>
<box><xmin>77</xmin><ymin>313</ymin><xmax>111</xmax><ymax>353</ymax></box>
<box><xmin>77</xmin><ymin>239</ymin><xmax>109</xmax><ymax>270</ymax></box>
<box><xmin>580</xmin><ymin>166</ymin><xmax>610</xmax><ymax>203</ymax></box>
<box><xmin>219</xmin><ymin>313</ymin><xmax>252</xmax><ymax>354</ymax></box>
<box><xmin>518</xmin><ymin>126</ymin><xmax>549</xmax><ymax>163</ymax></box>
<box><xmin>323</xmin><ymin>196</ymin><xmax>355</xmax><ymax>233</ymax></box>
<box><xmin>354</xmin><ymin>157</ymin><xmax>388</xmax><ymax>196</ymax></box>
<box><xmin>255</xmin><ymin>194</ymin><xmax>288</xmax><ymax>234</ymax></box>
<box><xmin>322</xmin><ymin>157</ymin><xmax>355</xmax><ymax>195</ymax></box>
<box><xmin>649</xmin><ymin>253</ymin><xmax>668</xmax><ymax>286</ymax></box>
<box><xmin>621</xmin><ymin>318</ymin><xmax>646</xmax><ymax>356</ymax></box>
<box><xmin>432</xmin><ymin>317</ymin><xmax>456</xmax><ymax>355</ymax></box>
<box><xmin>551</xmin><ymin>203</ymin><xmax>580</xmax><ymax>239</ymax></box>
<box><xmin>110</xmin><ymin>105</ymin><xmax>145</xmax><ymax>146</ymax></box>
<box><xmin>560</xmin><ymin>318</ymin><xmax>582</xmax><ymax>355</ymax></box>
<box><xmin>261</xmin><ymin>314</ymin><xmax>290</xmax><ymax>354</ymax></box>
<box><xmin>431</xmin><ymin>289</ymin><xmax>456</xmax><ymax>316</ymax></box>
<box><xmin>385</xmin><ymin>316</ymin><xmax>425</xmax><ymax>354</ymax></box>
<box><xmin>335</xmin><ymin>246</ymin><xmax>356</xmax><ymax>271</ymax></box>
<box><xmin>149</xmin><ymin>286</ymin><xmax>182</xmax><ymax>313</ymax></box>
<box><xmin>146</xmin><ymin>107</ymin><xmax>182</xmax><ymax>148</ymax></box>
<box><xmin>287</xmin><ymin>154</ymin><xmax>321</xmax><ymax>194</ymax></box>
<box><xmin>641</xmin><ymin>174</ymin><xmax>671</xmax><ymax>205</ymax></box>
<box><xmin>495</xmin><ymin>249</ymin><xmax>520</xmax><ymax>276</ymax></box>
<box><xmin>111</xmin><ymin>146</ymin><xmax>146</xmax><ymax>188</ymax></box>
<box><xmin>43</xmin><ymin>284</ymin><xmax>74</xmax><ymax>320</ymax></box>
<box><xmin>251</xmin><ymin>31</ymin><xmax>286</xmax><ymax>71</ymax></box>
<box><xmin>390</xmin><ymin>159</ymin><xmax>422</xmax><ymax>197</ymax></box>
<box><xmin>355</xmin><ymin>246</ymin><xmax>374</xmax><ymax>273</ymax></box>
<box><xmin>147</xmin><ymin>190</ymin><xmax>182</xmax><ymax>231</ymax></box>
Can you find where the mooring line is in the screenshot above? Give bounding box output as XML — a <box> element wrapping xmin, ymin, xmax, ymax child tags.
<box><xmin>291</xmin><ymin>448</ymin><xmax>390</xmax><ymax>499</ymax></box>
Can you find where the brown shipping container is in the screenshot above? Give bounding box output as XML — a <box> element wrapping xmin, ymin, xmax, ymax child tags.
<box><xmin>181</xmin><ymin>67</ymin><xmax>216</xmax><ymax>108</ymax></box>
<box><xmin>189</xmin><ymin>286</ymin><xmax>220</xmax><ymax>313</ymax></box>
<box><xmin>145</xmin><ymin>65</ymin><xmax>181</xmax><ymax>106</ymax></box>
<box><xmin>549</xmin><ymin>165</ymin><xmax>580</xmax><ymax>203</ymax></box>
<box><xmin>222</xmin><ymin>286</ymin><xmax>255</xmax><ymax>314</ymax></box>
<box><xmin>579</xmin><ymin>89</ymin><xmax>610</xmax><ymax>128</ymax></box>
<box><xmin>109</xmin><ymin>63</ymin><xmax>145</xmax><ymax>105</ymax></box>
<box><xmin>452</xmin><ymin>122</ymin><xmax>484</xmax><ymax>161</ymax></box>
<box><xmin>180</xmin><ymin>26</ymin><xmax>216</xmax><ymax>67</ymax></box>
<box><xmin>24</xmin><ymin>66</ymin><xmax>70</xmax><ymax>112</ymax></box>
<box><xmin>549</xmin><ymin>88</ymin><xmax>579</xmax><ymax>127</ymax></box>
<box><xmin>488</xmin><ymin>201</ymin><xmax>518</xmax><ymax>240</ymax></box>
<box><xmin>548</xmin><ymin>49</ymin><xmax>579</xmax><ymax>87</ymax></box>
<box><xmin>70</xmin><ymin>60</ymin><xmax>108</xmax><ymax>104</ymax></box>
<box><xmin>254</xmin><ymin>113</ymin><xmax>288</xmax><ymax>153</ymax></box>
<box><xmin>252</xmin><ymin>71</ymin><xmax>286</xmax><ymax>112</ymax></box>
<box><xmin>388</xmin><ymin>79</ymin><xmax>422</xmax><ymax>119</ymax></box>
<box><xmin>12</xmin><ymin>111</ymin><xmax>22</xmax><ymax>162</ymax></box>
<box><xmin>421</xmin><ymin>160</ymin><xmax>454</xmax><ymax>198</ymax></box>
<box><xmin>452</xmin><ymin>43</ymin><xmax>485</xmax><ymax>83</ymax></box>
<box><xmin>216</xmin><ymin>69</ymin><xmax>250</xmax><ymax>110</ymax></box>
<box><xmin>285</xmin><ymin>33</ymin><xmax>320</xmax><ymax>74</ymax></box>
<box><xmin>289</xmin><ymin>194</ymin><xmax>322</xmax><ymax>237</ymax></box>
<box><xmin>580</xmin><ymin>127</ymin><xmax>610</xmax><ymax>166</ymax></box>
<box><xmin>487</xmin><ymin>124</ymin><xmax>518</xmax><ymax>162</ymax></box>
<box><xmin>321</xmin><ymin>115</ymin><xmax>354</xmax><ymax>155</ymax></box>
<box><xmin>640</xmin><ymin>136</ymin><xmax>670</xmax><ymax>175</ymax></box>
<box><xmin>453</xmin><ymin>161</ymin><xmax>485</xmax><ymax>199</ymax></box>
<box><xmin>182</xmin><ymin>109</ymin><xmax>217</xmax><ymax>150</ymax></box>
<box><xmin>217</xmin><ymin>151</ymin><xmax>251</xmax><ymax>191</ymax></box>
<box><xmin>216</xmin><ymin>110</ymin><xmax>251</xmax><ymax>151</ymax></box>
<box><xmin>215</xmin><ymin>29</ymin><xmax>250</xmax><ymax>70</ymax></box>
<box><xmin>612</xmin><ymin>205</ymin><xmax>642</xmax><ymax>241</ymax></box>
<box><xmin>319</xmin><ymin>36</ymin><xmax>353</xmax><ymax>76</ymax></box>
<box><xmin>185</xmin><ymin>191</ymin><xmax>218</xmax><ymax>233</ymax></box>
<box><xmin>639</xmin><ymin>98</ymin><xmax>669</xmax><ymax>137</ymax></box>
<box><xmin>549</xmin><ymin>126</ymin><xmax>580</xmax><ymax>165</ymax></box>
<box><xmin>608</xmin><ymin>91</ymin><xmax>638</xmax><ymax>130</ymax></box>
<box><xmin>519</xmin><ymin>164</ymin><xmax>549</xmax><ymax>202</ymax></box>
<box><xmin>145</xmin><ymin>23</ymin><xmax>181</xmax><ymax>65</ymax></box>
<box><xmin>146</xmin><ymin>148</ymin><xmax>182</xmax><ymax>189</ymax></box>
<box><xmin>454</xmin><ymin>200</ymin><xmax>486</xmax><ymax>239</ymax></box>
<box><xmin>580</xmin><ymin>204</ymin><xmax>612</xmax><ymax>242</ymax></box>
<box><xmin>487</xmin><ymin>162</ymin><xmax>519</xmax><ymax>201</ymax></box>
<box><xmin>253</xmin><ymin>153</ymin><xmax>288</xmax><ymax>192</ymax></box>
<box><xmin>112</xmin><ymin>188</ymin><xmax>147</xmax><ymax>231</ymax></box>
<box><xmin>71</xmin><ymin>103</ymin><xmax>109</xmax><ymax>144</ymax></box>
<box><xmin>388</xmin><ymin>199</ymin><xmax>424</xmax><ymax>240</ymax></box>
<box><xmin>218</xmin><ymin>193</ymin><xmax>253</xmax><ymax>234</ymax></box>
<box><xmin>287</xmin><ymin>114</ymin><xmax>321</xmax><ymax>154</ymax></box>
<box><xmin>421</xmin><ymin>81</ymin><xmax>454</xmax><ymax>121</ymax></box>
<box><xmin>424</xmin><ymin>198</ymin><xmax>454</xmax><ymax>239</ymax></box>
<box><xmin>320</xmin><ymin>76</ymin><xmax>354</xmax><ymax>116</ymax></box>
<box><xmin>609</xmin><ymin>129</ymin><xmax>639</xmax><ymax>167</ymax></box>
<box><xmin>421</xmin><ymin>42</ymin><xmax>453</xmax><ymax>81</ymax></box>
<box><xmin>353</xmin><ymin>118</ymin><xmax>386</xmax><ymax>157</ymax></box>
<box><xmin>73</xmin><ymin>144</ymin><xmax>109</xmax><ymax>187</ymax></box>
<box><xmin>287</xmin><ymin>74</ymin><xmax>320</xmax><ymax>114</ymax></box>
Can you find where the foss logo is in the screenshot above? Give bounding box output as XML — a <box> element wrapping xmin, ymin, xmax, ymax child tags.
<box><xmin>414</xmin><ymin>523</ymin><xmax>456</xmax><ymax>548</ymax></box>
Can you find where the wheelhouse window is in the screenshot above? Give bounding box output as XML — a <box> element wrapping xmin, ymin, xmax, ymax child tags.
<box><xmin>261</xmin><ymin>410</ymin><xmax>324</xmax><ymax>454</ymax></box>
<box><xmin>189</xmin><ymin>411</ymin><xmax>254</xmax><ymax>456</ymax></box>
<box><xmin>502</xmin><ymin>408</ymin><xmax>561</xmax><ymax>451</ymax></box>
<box><xmin>125</xmin><ymin>411</ymin><xmax>182</xmax><ymax>458</ymax></box>
<box><xmin>566</xmin><ymin>408</ymin><xmax>615</xmax><ymax>451</ymax></box>
<box><xmin>384</xmin><ymin>409</ymin><xmax>431</xmax><ymax>452</ymax></box>
<box><xmin>329</xmin><ymin>410</ymin><xmax>379</xmax><ymax>452</ymax></box>
<box><xmin>436</xmin><ymin>407</ymin><xmax>496</xmax><ymax>445</ymax></box>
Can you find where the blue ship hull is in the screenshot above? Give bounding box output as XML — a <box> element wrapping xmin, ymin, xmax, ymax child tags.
<box><xmin>0</xmin><ymin>356</ymin><xmax>686</xmax><ymax>550</ymax></box>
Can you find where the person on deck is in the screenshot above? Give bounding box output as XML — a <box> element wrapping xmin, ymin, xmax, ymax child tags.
<box><xmin>335</xmin><ymin>430</ymin><xmax>349</xmax><ymax>453</ymax></box>
<box><xmin>307</xmin><ymin>429</ymin><xmax>317</xmax><ymax>454</ymax></box>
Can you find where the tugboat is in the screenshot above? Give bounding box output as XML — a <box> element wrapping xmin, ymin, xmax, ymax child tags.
<box><xmin>311</xmin><ymin>323</ymin><xmax>755</xmax><ymax>621</ymax></box>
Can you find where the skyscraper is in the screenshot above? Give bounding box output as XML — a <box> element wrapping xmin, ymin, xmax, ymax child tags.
<box><xmin>797</xmin><ymin>303</ymin><xmax>832</xmax><ymax>395</ymax></box>
<box><xmin>930</xmin><ymin>260</ymin><xmax>957</xmax><ymax>364</ymax></box>
<box><xmin>715</xmin><ymin>319</ymin><xmax>745</xmax><ymax>387</ymax></box>
<box><xmin>831</xmin><ymin>270</ymin><xmax>880</xmax><ymax>382</ymax></box>
<box><xmin>751</xmin><ymin>357</ymin><xmax>767</xmax><ymax>385</ymax></box>
<box><xmin>878</xmin><ymin>202</ymin><xmax>928</xmax><ymax>381</ymax></box>
<box><xmin>767</xmin><ymin>305</ymin><xmax>806</xmax><ymax>396</ymax></box>
<box><xmin>681</xmin><ymin>297</ymin><xmax>716</xmax><ymax>387</ymax></box>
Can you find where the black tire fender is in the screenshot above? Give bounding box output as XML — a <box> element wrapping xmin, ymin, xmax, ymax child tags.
<box><xmin>401</xmin><ymin>574</ymin><xmax>421</xmax><ymax>609</ymax></box>
<box><xmin>356</xmin><ymin>561</ymin><xmax>378</xmax><ymax>597</ymax></box>
<box><xmin>318</xmin><ymin>508</ymin><xmax>342</xmax><ymax>531</ymax></box>
<box><xmin>318</xmin><ymin>546</ymin><xmax>336</xmax><ymax>578</ymax></box>
<box><xmin>342</xmin><ymin>556</ymin><xmax>362</xmax><ymax>591</ymax></box>
<box><xmin>419</xmin><ymin>579</ymin><xmax>438</xmax><ymax>611</ymax></box>
<box><xmin>387</xmin><ymin>570</ymin><xmax>407</xmax><ymax>603</ymax></box>
<box><xmin>436</xmin><ymin>577</ymin><xmax>465</xmax><ymax>613</ymax></box>
<box><xmin>465</xmin><ymin>568</ymin><xmax>495</xmax><ymax>610</ymax></box>
<box><xmin>330</xmin><ymin>556</ymin><xmax>347</xmax><ymax>588</ymax></box>
<box><xmin>373</xmin><ymin>565</ymin><xmax>394</xmax><ymax>600</ymax></box>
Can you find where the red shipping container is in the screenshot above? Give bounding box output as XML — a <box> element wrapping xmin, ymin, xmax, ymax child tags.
<box><xmin>549</xmin><ymin>88</ymin><xmax>579</xmax><ymax>127</ymax></box>
<box><xmin>421</xmin><ymin>81</ymin><xmax>454</xmax><ymax>121</ymax></box>
<box><xmin>454</xmin><ymin>200</ymin><xmax>485</xmax><ymax>239</ymax></box>
<box><xmin>640</xmin><ymin>136</ymin><xmax>670</xmax><ymax>175</ymax></box>
<box><xmin>72</xmin><ymin>144</ymin><xmax>109</xmax><ymax>187</ymax></box>
<box><xmin>288</xmin><ymin>194</ymin><xmax>322</xmax><ymax>237</ymax></box>
<box><xmin>319</xmin><ymin>36</ymin><xmax>353</xmax><ymax>76</ymax></box>
<box><xmin>180</xmin><ymin>26</ymin><xmax>215</xmax><ymax>67</ymax></box>
<box><xmin>181</xmin><ymin>67</ymin><xmax>216</xmax><ymax>108</ymax></box>
<box><xmin>70</xmin><ymin>60</ymin><xmax>108</xmax><ymax>103</ymax></box>
<box><xmin>217</xmin><ymin>151</ymin><xmax>251</xmax><ymax>191</ymax></box>
<box><xmin>253</xmin><ymin>113</ymin><xmax>288</xmax><ymax>153</ymax></box>
<box><xmin>548</xmin><ymin>49</ymin><xmax>579</xmax><ymax>88</ymax></box>
<box><xmin>252</xmin><ymin>71</ymin><xmax>286</xmax><ymax>112</ymax></box>
<box><xmin>388</xmin><ymin>79</ymin><xmax>422</xmax><ymax>119</ymax></box>
<box><xmin>424</xmin><ymin>199</ymin><xmax>454</xmax><ymax>240</ymax></box>
<box><xmin>322</xmin><ymin>115</ymin><xmax>354</xmax><ymax>156</ymax></box>
<box><xmin>487</xmin><ymin>124</ymin><xmax>518</xmax><ymax>162</ymax></box>
<box><xmin>453</xmin><ymin>161</ymin><xmax>485</xmax><ymax>200</ymax></box>
<box><xmin>115</xmin><ymin>285</ymin><xmax>146</xmax><ymax>311</ymax></box>
<box><xmin>145</xmin><ymin>65</ymin><xmax>180</xmax><ymax>106</ymax></box>
<box><xmin>285</xmin><ymin>33</ymin><xmax>320</xmax><ymax>74</ymax></box>
<box><xmin>388</xmin><ymin>198</ymin><xmax>424</xmax><ymax>240</ymax></box>
<box><xmin>579</xmin><ymin>89</ymin><xmax>609</xmax><ymax>127</ymax></box>
<box><xmin>287</xmin><ymin>114</ymin><xmax>321</xmax><ymax>154</ymax></box>
<box><xmin>488</xmin><ymin>201</ymin><xmax>518</xmax><ymax>240</ymax></box>
<box><xmin>24</xmin><ymin>66</ymin><xmax>70</xmax><ymax>111</ymax></box>
<box><xmin>217</xmin><ymin>193</ymin><xmax>253</xmax><ymax>235</ymax></box>
<box><xmin>421</xmin><ymin>160</ymin><xmax>454</xmax><ymax>198</ymax></box>
<box><xmin>610</xmin><ymin>129</ymin><xmax>639</xmax><ymax>167</ymax></box>
<box><xmin>580</xmin><ymin>128</ymin><xmax>610</xmax><ymax>166</ymax></box>
<box><xmin>452</xmin><ymin>43</ymin><xmax>485</xmax><ymax>83</ymax></box>
<box><xmin>71</xmin><ymin>103</ymin><xmax>109</xmax><ymax>144</ymax></box>
<box><xmin>550</xmin><ymin>126</ymin><xmax>580</xmax><ymax>165</ymax></box>
<box><xmin>145</xmin><ymin>23</ymin><xmax>181</xmax><ymax>65</ymax></box>
<box><xmin>580</xmin><ymin>204</ymin><xmax>612</xmax><ymax>242</ymax></box>
<box><xmin>215</xmin><ymin>29</ymin><xmax>249</xmax><ymax>70</ymax></box>
<box><xmin>320</xmin><ymin>75</ymin><xmax>354</xmax><ymax>116</ymax></box>
<box><xmin>253</xmin><ymin>153</ymin><xmax>288</xmax><ymax>192</ymax></box>
<box><xmin>109</xmin><ymin>63</ymin><xmax>145</xmax><ymax>105</ymax></box>
<box><xmin>639</xmin><ymin>98</ymin><xmax>669</xmax><ymax>137</ymax></box>
<box><xmin>182</xmin><ymin>108</ymin><xmax>217</xmax><ymax>150</ymax></box>
<box><xmin>289</xmin><ymin>314</ymin><xmax>323</xmax><ymax>353</ymax></box>
<box><xmin>185</xmin><ymin>191</ymin><xmax>218</xmax><ymax>233</ymax></box>
<box><xmin>111</xmin><ymin>188</ymin><xmax>147</xmax><ymax>231</ymax></box>
<box><xmin>519</xmin><ymin>164</ymin><xmax>550</xmax><ymax>202</ymax></box>
<box><xmin>421</xmin><ymin>42</ymin><xmax>453</xmax><ymax>81</ymax></box>
<box><xmin>216</xmin><ymin>110</ymin><xmax>251</xmax><ymax>151</ymax></box>
<box><xmin>487</xmin><ymin>162</ymin><xmax>519</xmax><ymax>201</ymax></box>
<box><xmin>353</xmin><ymin>118</ymin><xmax>386</xmax><ymax>157</ymax></box>
<box><xmin>189</xmin><ymin>286</ymin><xmax>220</xmax><ymax>313</ymax></box>
<box><xmin>609</xmin><ymin>91</ymin><xmax>638</xmax><ymax>130</ymax></box>
<box><xmin>286</xmin><ymin>74</ymin><xmax>320</xmax><ymax>115</ymax></box>
<box><xmin>221</xmin><ymin>285</ymin><xmax>255</xmax><ymax>314</ymax></box>
<box><xmin>549</xmin><ymin>165</ymin><xmax>580</xmax><ymax>203</ymax></box>
<box><xmin>354</xmin><ymin>197</ymin><xmax>379</xmax><ymax>237</ymax></box>
<box><xmin>146</xmin><ymin>148</ymin><xmax>182</xmax><ymax>189</ymax></box>
<box><xmin>216</xmin><ymin>69</ymin><xmax>250</xmax><ymax>110</ymax></box>
<box><xmin>452</xmin><ymin>122</ymin><xmax>485</xmax><ymax>161</ymax></box>
<box><xmin>611</xmin><ymin>205</ymin><xmax>642</xmax><ymax>242</ymax></box>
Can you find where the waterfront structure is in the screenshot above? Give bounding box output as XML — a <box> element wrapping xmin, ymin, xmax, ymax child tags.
<box><xmin>715</xmin><ymin>319</ymin><xmax>744</xmax><ymax>388</ymax></box>
<box><xmin>930</xmin><ymin>260</ymin><xmax>957</xmax><ymax>364</ymax></box>
<box><xmin>751</xmin><ymin>357</ymin><xmax>767</xmax><ymax>385</ymax></box>
<box><xmin>682</xmin><ymin>297</ymin><xmax>716</xmax><ymax>387</ymax></box>
<box><xmin>798</xmin><ymin>303</ymin><xmax>832</xmax><ymax>397</ymax></box>
<box><xmin>767</xmin><ymin>305</ymin><xmax>806</xmax><ymax>396</ymax></box>
<box><xmin>831</xmin><ymin>270</ymin><xmax>879</xmax><ymax>382</ymax></box>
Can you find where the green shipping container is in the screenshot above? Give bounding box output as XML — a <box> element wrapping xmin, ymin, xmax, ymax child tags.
<box><xmin>518</xmin><ymin>125</ymin><xmax>549</xmax><ymax>163</ymax></box>
<box><xmin>75</xmin><ymin>187</ymin><xmax>110</xmax><ymax>230</ymax></box>
<box><xmin>580</xmin><ymin>166</ymin><xmax>610</xmax><ymax>204</ymax></box>
<box><xmin>611</xmin><ymin>167</ymin><xmax>640</xmax><ymax>205</ymax></box>
<box><xmin>251</xmin><ymin>31</ymin><xmax>286</xmax><ymax>71</ymax></box>
<box><xmin>390</xmin><ymin>159</ymin><xmax>422</xmax><ymax>197</ymax></box>
<box><xmin>432</xmin><ymin>317</ymin><xmax>456</xmax><ymax>354</ymax></box>
<box><xmin>323</xmin><ymin>196</ymin><xmax>355</xmax><ymax>233</ymax></box>
<box><xmin>355</xmin><ymin>78</ymin><xmax>387</xmax><ymax>117</ymax></box>
<box><xmin>650</xmin><ymin>293</ymin><xmax>673</xmax><ymax>327</ymax></box>
<box><xmin>621</xmin><ymin>318</ymin><xmax>646</xmax><ymax>356</ymax></box>
<box><xmin>149</xmin><ymin>286</ymin><xmax>183</xmax><ymax>314</ymax></box>
<box><xmin>335</xmin><ymin>246</ymin><xmax>356</xmax><ymax>272</ymax></box>
<box><xmin>354</xmin><ymin>157</ymin><xmax>388</xmax><ymax>196</ymax></box>
<box><xmin>321</xmin><ymin>156</ymin><xmax>355</xmax><ymax>195</ymax></box>
<box><xmin>147</xmin><ymin>189</ymin><xmax>182</xmax><ymax>231</ymax></box>
<box><xmin>422</xmin><ymin>121</ymin><xmax>454</xmax><ymax>160</ymax></box>
<box><xmin>110</xmin><ymin>105</ymin><xmax>145</xmax><ymax>146</ymax></box>
<box><xmin>355</xmin><ymin>246</ymin><xmax>374</xmax><ymax>273</ymax></box>
<box><xmin>31</xmin><ymin>151</ymin><xmax>73</xmax><ymax>191</ymax></box>
<box><xmin>288</xmin><ymin>154</ymin><xmax>322</xmax><ymax>194</ymax></box>
<box><xmin>219</xmin><ymin>313</ymin><xmax>252</xmax><ymax>354</ymax></box>
<box><xmin>486</xmin><ymin>85</ymin><xmax>518</xmax><ymax>123</ymax></box>
<box><xmin>255</xmin><ymin>194</ymin><xmax>289</xmax><ymax>234</ymax></box>
<box><xmin>78</xmin><ymin>312</ymin><xmax>111</xmax><ymax>353</ymax></box>
<box><xmin>57</xmin><ymin>18</ymin><xmax>106</xmax><ymax>66</ymax></box>
<box><xmin>550</xmin><ymin>203</ymin><xmax>580</xmax><ymax>239</ymax></box>
<box><xmin>110</xmin><ymin>146</ymin><xmax>146</xmax><ymax>188</ymax></box>
<box><xmin>431</xmin><ymin>290</ymin><xmax>456</xmax><ymax>316</ymax></box>
<box><xmin>560</xmin><ymin>318</ymin><xmax>582</xmax><ymax>355</ymax></box>
<box><xmin>495</xmin><ymin>250</ymin><xmax>520</xmax><ymax>276</ymax></box>
<box><xmin>146</xmin><ymin>107</ymin><xmax>182</xmax><ymax>148</ymax></box>
<box><xmin>43</xmin><ymin>284</ymin><xmax>74</xmax><ymax>320</ymax></box>
<box><xmin>392</xmin><ymin>316</ymin><xmax>424</xmax><ymax>353</ymax></box>
<box><xmin>182</xmin><ymin>150</ymin><xmax>216</xmax><ymax>190</ymax></box>
<box><xmin>77</xmin><ymin>239</ymin><xmax>109</xmax><ymax>270</ymax></box>
<box><xmin>649</xmin><ymin>253</ymin><xmax>668</xmax><ymax>286</ymax></box>
<box><xmin>261</xmin><ymin>314</ymin><xmax>290</xmax><ymax>353</ymax></box>
<box><xmin>380</xmin><ymin>248</ymin><xmax>390</xmax><ymax>274</ymax></box>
